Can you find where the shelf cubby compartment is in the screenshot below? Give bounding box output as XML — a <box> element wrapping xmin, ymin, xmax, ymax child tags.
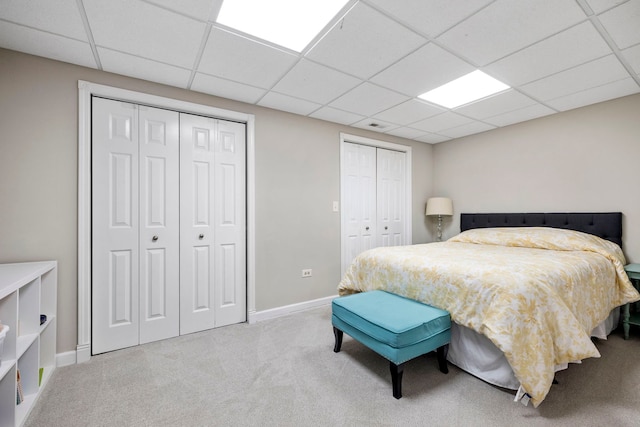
<box><xmin>39</xmin><ymin>269</ymin><xmax>56</xmax><ymax>331</ymax></box>
<box><xmin>17</xmin><ymin>278</ymin><xmax>40</xmax><ymax>338</ymax></box>
<box><xmin>39</xmin><ymin>317</ymin><xmax>56</xmax><ymax>388</ymax></box>
<box><xmin>15</xmin><ymin>340</ymin><xmax>39</xmax><ymax>426</ymax></box>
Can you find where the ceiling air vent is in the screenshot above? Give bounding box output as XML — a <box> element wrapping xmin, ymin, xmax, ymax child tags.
<box><xmin>368</xmin><ymin>122</ymin><xmax>387</xmax><ymax>129</ymax></box>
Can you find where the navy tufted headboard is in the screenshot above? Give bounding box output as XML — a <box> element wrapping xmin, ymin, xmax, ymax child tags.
<box><xmin>460</xmin><ymin>212</ymin><xmax>623</xmax><ymax>247</ymax></box>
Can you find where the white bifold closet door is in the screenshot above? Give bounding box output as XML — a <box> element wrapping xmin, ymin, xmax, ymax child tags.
<box><xmin>343</xmin><ymin>142</ymin><xmax>377</xmax><ymax>269</ymax></box>
<box><xmin>179</xmin><ymin>114</ymin><xmax>246</xmax><ymax>335</ymax></box>
<box><xmin>92</xmin><ymin>97</ymin><xmax>246</xmax><ymax>355</ymax></box>
<box><xmin>92</xmin><ymin>98</ymin><xmax>180</xmax><ymax>354</ymax></box>
<box><xmin>376</xmin><ymin>148</ymin><xmax>405</xmax><ymax>247</ymax></box>
<box><xmin>342</xmin><ymin>142</ymin><xmax>406</xmax><ymax>273</ymax></box>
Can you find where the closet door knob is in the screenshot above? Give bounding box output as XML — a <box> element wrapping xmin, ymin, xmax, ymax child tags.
<box><xmin>365</xmin><ymin>226</ymin><xmax>370</xmax><ymax>231</ymax></box>
<box><xmin>385</xmin><ymin>226</ymin><xmax>388</xmax><ymax>230</ymax></box>
<box><xmin>152</xmin><ymin>235</ymin><xmax>159</xmax><ymax>241</ymax></box>
<box><xmin>199</xmin><ymin>234</ymin><xmax>204</xmax><ymax>239</ymax></box>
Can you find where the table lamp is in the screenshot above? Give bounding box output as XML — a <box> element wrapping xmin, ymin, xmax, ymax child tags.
<box><xmin>426</xmin><ymin>197</ymin><xmax>453</xmax><ymax>241</ymax></box>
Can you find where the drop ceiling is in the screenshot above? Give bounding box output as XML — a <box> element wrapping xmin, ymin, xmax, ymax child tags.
<box><xmin>1</xmin><ymin>0</ymin><xmax>639</xmax><ymax>144</ymax></box>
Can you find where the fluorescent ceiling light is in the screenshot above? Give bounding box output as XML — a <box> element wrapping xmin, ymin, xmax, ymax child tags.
<box><xmin>217</xmin><ymin>0</ymin><xmax>349</xmax><ymax>52</ymax></box>
<box><xmin>418</xmin><ymin>70</ymin><xmax>510</xmax><ymax>109</ymax></box>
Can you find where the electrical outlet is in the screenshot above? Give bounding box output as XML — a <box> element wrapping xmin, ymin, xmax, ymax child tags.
<box><xmin>302</xmin><ymin>269</ymin><xmax>312</xmax><ymax>278</ymax></box>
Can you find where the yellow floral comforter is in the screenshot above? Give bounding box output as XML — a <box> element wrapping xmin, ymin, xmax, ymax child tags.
<box><xmin>338</xmin><ymin>227</ymin><xmax>640</xmax><ymax>407</ymax></box>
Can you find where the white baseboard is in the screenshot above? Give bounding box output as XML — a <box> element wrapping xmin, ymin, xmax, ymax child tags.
<box><xmin>56</xmin><ymin>350</ymin><xmax>77</xmax><ymax>367</ymax></box>
<box><xmin>57</xmin><ymin>295</ymin><xmax>337</xmax><ymax>365</ymax></box>
<box><xmin>248</xmin><ymin>294</ymin><xmax>336</xmax><ymax>323</ymax></box>
<box><xmin>76</xmin><ymin>344</ymin><xmax>91</xmax><ymax>363</ymax></box>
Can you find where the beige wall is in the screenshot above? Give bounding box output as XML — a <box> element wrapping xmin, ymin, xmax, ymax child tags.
<box><xmin>0</xmin><ymin>48</ymin><xmax>434</xmax><ymax>354</ymax></box>
<box><xmin>9</xmin><ymin>45</ymin><xmax>635</xmax><ymax>357</ymax></box>
<box><xmin>432</xmin><ymin>93</ymin><xmax>640</xmax><ymax>262</ymax></box>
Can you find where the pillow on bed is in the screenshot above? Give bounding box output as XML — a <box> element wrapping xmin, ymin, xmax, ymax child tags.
<box><xmin>448</xmin><ymin>227</ymin><xmax>626</xmax><ymax>266</ymax></box>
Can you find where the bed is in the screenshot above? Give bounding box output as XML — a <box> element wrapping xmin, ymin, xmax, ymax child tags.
<box><xmin>338</xmin><ymin>212</ymin><xmax>640</xmax><ymax>407</ymax></box>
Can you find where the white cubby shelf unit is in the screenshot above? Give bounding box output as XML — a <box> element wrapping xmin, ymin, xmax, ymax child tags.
<box><xmin>0</xmin><ymin>261</ymin><xmax>57</xmax><ymax>427</ymax></box>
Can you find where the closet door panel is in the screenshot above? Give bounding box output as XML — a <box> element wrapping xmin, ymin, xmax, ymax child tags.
<box><xmin>214</xmin><ymin>120</ymin><xmax>246</xmax><ymax>327</ymax></box>
<box><xmin>342</xmin><ymin>142</ymin><xmax>376</xmax><ymax>272</ymax></box>
<box><xmin>377</xmin><ymin>148</ymin><xmax>406</xmax><ymax>247</ymax></box>
<box><xmin>138</xmin><ymin>106</ymin><xmax>180</xmax><ymax>344</ymax></box>
<box><xmin>180</xmin><ymin>114</ymin><xmax>217</xmax><ymax>335</ymax></box>
<box><xmin>193</xmin><ymin>246</ymin><xmax>211</xmax><ymax>309</ymax></box>
<box><xmin>92</xmin><ymin>98</ymin><xmax>140</xmax><ymax>354</ymax></box>
<box><xmin>109</xmin><ymin>250</ymin><xmax>134</xmax><ymax>324</ymax></box>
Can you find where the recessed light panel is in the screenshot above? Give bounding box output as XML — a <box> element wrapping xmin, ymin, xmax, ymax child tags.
<box><xmin>418</xmin><ymin>70</ymin><xmax>510</xmax><ymax>109</ymax></box>
<box><xmin>217</xmin><ymin>0</ymin><xmax>349</xmax><ymax>52</ymax></box>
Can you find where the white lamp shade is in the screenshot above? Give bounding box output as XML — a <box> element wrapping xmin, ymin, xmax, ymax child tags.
<box><xmin>426</xmin><ymin>197</ymin><xmax>453</xmax><ymax>216</ymax></box>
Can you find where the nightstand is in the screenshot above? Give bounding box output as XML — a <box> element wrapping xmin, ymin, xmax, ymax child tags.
<box><xmin>623</xmin><ymin>263</ymin><xmax>640</xmax><ymax>339</ymax></box>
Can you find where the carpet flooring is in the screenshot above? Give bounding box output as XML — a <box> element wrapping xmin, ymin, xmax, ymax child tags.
<box><xmin>25</xmin><ymin>305</ymin><xmax>640</xmax><ymax>426</ymax></box>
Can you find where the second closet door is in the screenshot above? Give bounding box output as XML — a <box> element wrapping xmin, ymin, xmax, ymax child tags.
<box><xmin>376</xmin><ymin>148</ymin><xmax>406</xmax><ymax>247</ymax></box>
<box><xmin>341</xmin><ymin>142</ymin><xmax>406</xmax><ymax>274</ymax></box>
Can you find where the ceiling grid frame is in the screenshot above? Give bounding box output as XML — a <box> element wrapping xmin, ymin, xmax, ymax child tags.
<box><xmin>0</xmin><ymin>0</ymin><xmax>637</xmax><ymax>143</ymax></box>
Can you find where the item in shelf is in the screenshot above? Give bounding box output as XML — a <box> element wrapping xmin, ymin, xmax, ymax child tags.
<box><xmin>0</xmin><ymin>323</ymin><xmax>7</xmax><ymax>365</ymax></box>
<box><xmin>40</xmin><ymin>314</ymin><xmax>47</xmax><ymax>325</ymax></box>
<box><xmin>17</xmin><ymin>369</ymin><xmax>24</xmax><ymax>405</ymax></box>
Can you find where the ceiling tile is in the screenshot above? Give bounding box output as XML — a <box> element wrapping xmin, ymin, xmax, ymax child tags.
<box><xmin>308</xmin><ymin>106</ymin><xmax>365</xmax><ymax>125</ymax></box>
<box><xmin>437</xmin><ymin>0</ymin><xmax>586</xmax><ymax>65</ymax></box>
<box><xmin>483</xmin><ymin>104</ymin><xmax>556</xmax><ymax>127</ymax></box>
<box><xmin>366</xmin><ymin>0</ymin><xmax>494</xmax><ymax>38</ymax></box>
<box><xmin>0</xmin><ymin>0</ymin><xmax>88</xmax><ymax>41</ymax></box>
<box><xmin>622</xmin><ymin>43</ymin><xmax>640</xmax><ymax>75</ymax></box>
<box><xmin>597</xmin><ymin>0</ymin><xmax>640</xmax><ymax>49</ymax></box>
<box><xmin>83</xmin><ymin>0</ymin><xmax>206</xmax><ymax>68</ymax></box>
<box><xmin>0</xmin><ymin>21</ymin><xmax>96</xmax><ymax>68</ymax></box>
<box><xmin>370</xmin><ymin>43</ymin><xmax>475</xmax><ymax>96</ymax></box>
<box><xmin>257</xmin><ymin>92</ymin><xmax>321</xmax><ymax>116</ymax></box>
<box><xmin>585</xmin><ymin>0</ymin><xmax>625</xmax><ymax>14</ymax></box>
<box><xmin>439</xmin><ymin>121</ymin><xmax>496</xmax><ymax>138</ymax></box>
<box><xmin>306</xmin><ymin>2</ymin><xmax>426</xmax><ymax>79</ymax></box>
<box><xmin>199</xmin><ymin>27</ymin><xmax>298</xmax><ymax>89</ymax></box>
<box><xmin>145</xmin><ymin>0</ymin><xmax>223</xmax><ymax>21</ymax></box>
<box><xmin>411</xmin><ymin>112</ymin><xmax>474</xmax><ymax>133</ymax></box>
<box><xmin>329</xmin><ymin>83</ymin><xmax>409</xmax><ymax>117</ymax></box>
<box><xmin>98</xmin><ymin>47</ymin><xmax>191</xmax><ymax>88</ymax></box>
<box><xmin>455</xmin><ymin>90</ymin><xmax>537</xmax><ymax>120</ymax></box>
<box><xmin>191</xmin><ymin>72</ymin><xmax>266</xmax><ymax>104</ymax></box>
<box><xmin>485</xmin><ymin>21</ymin><xmax>611</xmax><ymax>87</ymax></box>
<box><xmin>415</xmin><ymin>133</ymin><xmax>451</xmax><ymax>144</ymax></box>
<box><xmin>373</xmin><ymin>99</ymin><xmax>444</xmax><ymax>126</ymax></box>
<box><xmin>520</xmin><ymin>54</ymin><xmax>630</xmax><ymax>101</ymax></box>
<box><xmin>384</xmin><ymin>127</ymin><xmax>428</xmax><ymax>140</ymax></box>
<box><xmin>271</xmin><ymin>59</ymin><xmax>361</xmax><ymax>104</ymax></box>
<box><xmin>545</xmin><ymin>77</ymin><xmax>640</xmax><ymax>111</ymax></box>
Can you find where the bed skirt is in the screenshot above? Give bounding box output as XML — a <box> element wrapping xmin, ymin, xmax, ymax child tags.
<box><xmin>447</xmin><ymin>307</ymin><xmax>621</xmax><ymax>390</ymax></box>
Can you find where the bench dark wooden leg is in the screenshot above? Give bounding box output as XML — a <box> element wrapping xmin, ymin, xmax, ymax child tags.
<box><xmin>333</xmin><ymin>327</ymin><xmax>343</xmax><ymax>353</ymax></box>
<box><xmin>437</xmin><ymin>344</ymin><xmax>449</xmax><ymax>374</ymax></box>
<box><xmin>390</xmin><ymin>362</ymin><xmax>405</xmax><ymax>399</ymax></box>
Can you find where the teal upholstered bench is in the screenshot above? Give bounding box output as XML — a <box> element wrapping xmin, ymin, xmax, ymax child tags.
<box><xmin>332</xmin><ymin>290</ymin><xmax>451</xmax><ymax>399</ymax></box>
